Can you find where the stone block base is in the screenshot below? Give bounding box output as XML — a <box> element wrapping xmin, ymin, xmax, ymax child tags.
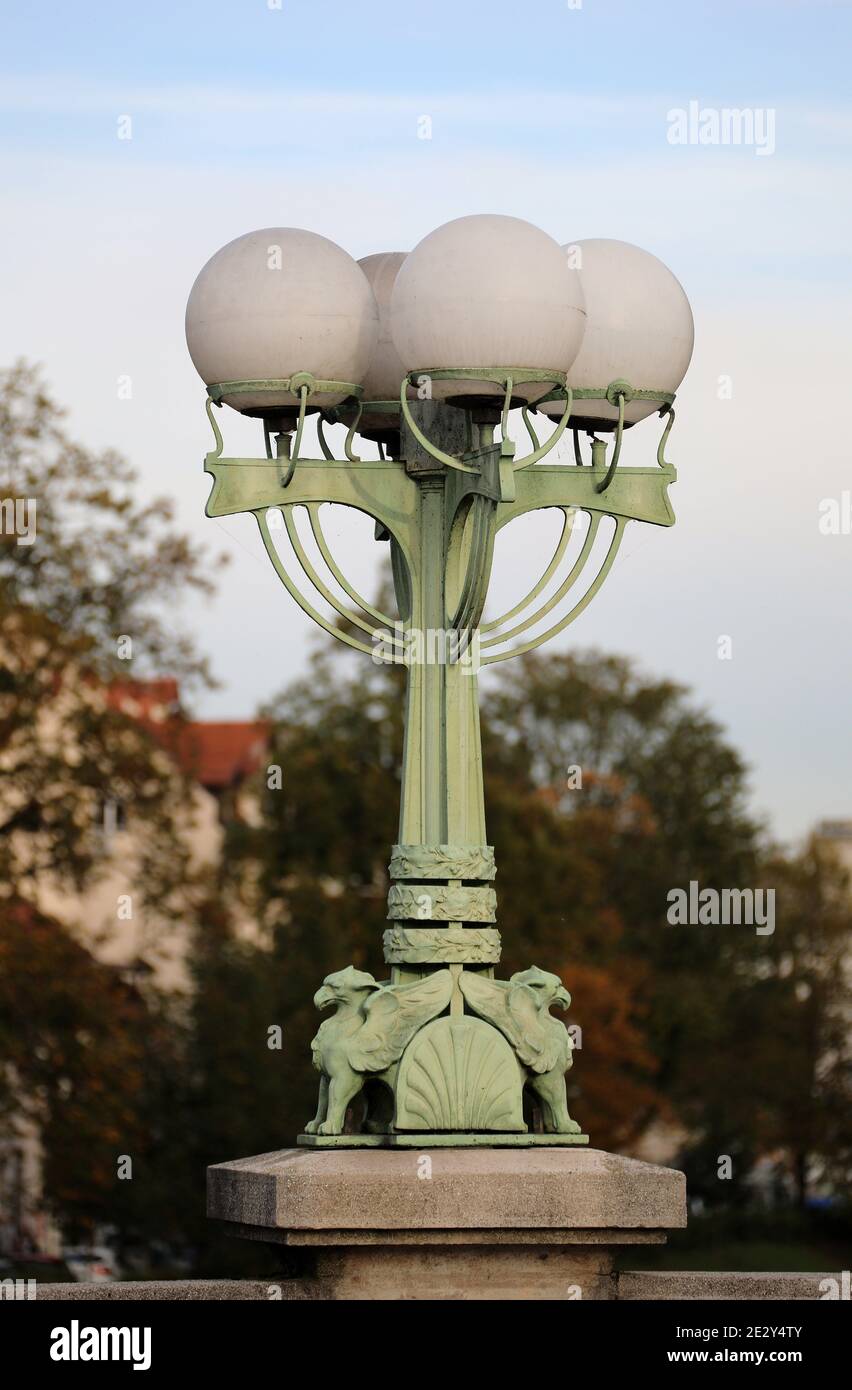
<box><xmin>207</xmin><ymin>1147</ymin><xmax>686</xmax><ymax>1301</ymax></box>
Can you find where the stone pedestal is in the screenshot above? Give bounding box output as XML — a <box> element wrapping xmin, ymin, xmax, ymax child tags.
<box><xmin>208</xmin><ymin>1148</ymin><xmax>686</xmax><ymax>1300</ymax></box>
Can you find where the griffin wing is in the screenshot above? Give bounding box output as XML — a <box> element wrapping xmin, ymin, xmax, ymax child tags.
<box><xmin>348</xmin><ymin>969</ymin><xmax>453</xmax><ymax>1073</ymax></box>
<box><xmin>460</xmin><ymin>974</ymin><xmax>560</xmax><ymax>1073</ymax></box>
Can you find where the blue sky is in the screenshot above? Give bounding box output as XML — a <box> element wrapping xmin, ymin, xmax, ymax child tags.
<box><xmin>3</xmin><ymin>0</ymin><xmax>850</xmax><ymax>104</ymax></box>
<box><xmin>1</xmin><ymin>0</ymin><xmax>851</xmax><ymax>841</ymax></box>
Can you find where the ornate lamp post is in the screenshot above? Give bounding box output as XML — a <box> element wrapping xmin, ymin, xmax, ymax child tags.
<box><xmin>187</xmin><ymin>215</ymin><xmax>693</xmax><ymax>1153</ymax></box>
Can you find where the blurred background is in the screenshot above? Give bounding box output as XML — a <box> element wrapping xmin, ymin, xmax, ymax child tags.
<box><xmin>1</xmin><ymin>0</ymin><xmax>850</xmax><ymax>1282</ymax></box>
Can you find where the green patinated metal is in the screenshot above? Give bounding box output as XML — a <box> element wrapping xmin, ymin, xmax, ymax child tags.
<box><xmin>206</xmin><ymin>375</ymin><xmax>364</xmax><ymax>406</ymax></box>
<box><xmin>399</xmin><ymin>368</ymin><xmax>575</xmax><ymax>473</ymax></box>
<box><xmin>383</xmin><ymin>925</ymin><xmax>502</xmax><ymax>965</ymax></box>
<box><xmin>297</xmin><ymin>1132</ymin><xmax>590</xmax><ymax>1147</ymax></box>
<box><xmin>389</xmin><ymin>844</ymin><xmax>497</xmax><ymax>880</ymax></box>
<box><xmin>201</xmin><ymin>374</ymin><xmax>678</xmax><ymax>1147</ymax></box>
<box><xmin>387</xmin><ymin>883</ymin><xmax>498</xmax><ymax>923</ymax></box>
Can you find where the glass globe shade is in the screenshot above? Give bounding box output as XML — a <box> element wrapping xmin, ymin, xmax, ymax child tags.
<box><xmin>539</xmin><ymin>238</ymin><xmax>694</xmax><ymax>429</ymax></box>
<box><xmin>358</xmin><ymin>252</ymin><xmax>409</xmax><ymax>403</ymax></box>
<box><xmin>350</xmin><ymin>251</ymin><xmax>412</xmax><ymax>435</ymax></box>
<box><xmin>389</xmin><ymin>214</ymin><xmax>586</xmax><ymax>406</ymax></box>
<box><xmin>185</xmin><ymin>227</ymin><xmax>378</xmax><ymax>415</ymax></box>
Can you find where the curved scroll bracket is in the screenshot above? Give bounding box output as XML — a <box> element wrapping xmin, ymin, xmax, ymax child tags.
<box><xmin>657</xmin><ymin>403</ymin><xmax>676</xmax><ymax>471</ymax></box>
<box><xmin>512</xmin><ymin>388</ymin><xmax>573</xmax><ymax>472</ymax></box>
<box><xmin>399</xmin><ymin>369</ymin><xmax>571</xmax><ymax>475</ymax></box>
<box><xmin>306</xmin><ymin>504</ymin><xmax>396</xmax><ymax>629</ymax></box>
<box><xmin>594</xmin><ymin>387</ymin><xmax>625</xmax><ymax>494</ymax></box>
<box><xmin>256</xmin><ymin>506</ymin><xmax>405</xmax><ymax>662</ymax></box>
<box><xmin>204</xmin><ymin>395</ymin><xmax>224</xmax><ymax>462</ymax></box>
<box><xmin>483</xmin><ymin>514</ymin><xmax>626</xmax><ymax>665</ymax></box>
<box><xmin>316</xmin><ymin>413</ymin><xmax>335</xmax><ymax>461</ymax></box>
<box><xmin>315</xmin><ymin>408</ymin><xmax>362</xmax><ymax>463</ymax></box>
<box><xmin>204</xmin><ymin>378</ymin><xmax>366</xmax><ymax>468</ymax></box>
<box><xmin>344</xmin><ymin>401</ymin><xmax>363</xmax><ymax>463</ymax></box>
<box><xmin>482</xmin><ymin>505</ymin><xmax>575</xmax><ymax>638</ymax></box>
<box><xmin>279</xmin><ymin>384</ymin><xmax>308</xmax><ymax>488</ymax></box>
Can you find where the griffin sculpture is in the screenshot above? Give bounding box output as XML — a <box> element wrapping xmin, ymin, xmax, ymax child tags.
<box><xmin>459</xmin><ymin>966</ymin><xmax>580</xmax><ymax>1133</ymax></box>
<box><xmin>305</xmin><ymin>966</ymin><xmax>454</xmax><ymax>1135</ymax></box>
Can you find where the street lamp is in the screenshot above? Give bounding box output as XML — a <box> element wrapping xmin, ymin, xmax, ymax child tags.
<box><xmin>186</xmin><ymin>213</ymin><xmax>693</xmax><ymax>1149</ymax></box>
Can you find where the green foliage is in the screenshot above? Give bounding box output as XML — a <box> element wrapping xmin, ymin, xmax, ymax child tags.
<box><xmin>483</xmin><ymin>649</ymin><xmax>768</xmax><ymax>1119</ymax></box>
<box><xmin>678</xmin><ymin>845</ymin><xmax>852</xmax><ymax>1206</ymax></box>
<box><xmin>0</xmin><ymin>902</ymin><xmax>188</xmax><ymax>1244</ymax></box>
<box><xmin>0</xmin><ymin>360</ymin><xmax>221</xmax><ymax>907</ymax></box>
<box><xmin>0</xmin><ymin>364</ymin><xmax>222</xmax><ymax>1253</ymax></box>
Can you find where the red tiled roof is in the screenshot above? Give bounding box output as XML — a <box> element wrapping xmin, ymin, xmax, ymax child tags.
<box><xmin>106</xmin><ymin>680</ymin><xmax>180</xmax><ymax>722</ymax></box>
<box><xmin>106</xmin><ymin>681</ymin><xmax>269</xmax><ymax>790</ymax></box>
<box><xmin>175</xmin><ymin>722</ymin><xmax>270</xmax><ymax>790</ymax></box>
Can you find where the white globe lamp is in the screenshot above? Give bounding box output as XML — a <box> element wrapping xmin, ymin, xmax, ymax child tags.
<box><xmin>185</xmin><ymin>227</ymin><xmax>378</xmax><ymax>420</ymax></box>
<box><xmin>538</xmin><ymin>238</ymin><xmax>694</xmax><ymax>430</ymax></box>
<box><xmin>342</xmin><ymin>251</ymin><xmax>410</xmax><ymax>445</ymax></box>
<box><xmin>389</xmin><ymin>214</ymin><xmax>586</xmax><ymax>410</ymax></box>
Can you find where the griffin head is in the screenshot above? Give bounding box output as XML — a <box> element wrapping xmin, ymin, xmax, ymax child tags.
<box><xmin>313</xmin><ymin>966</ymin><xmax>381</xmax><ymax>1011</ymax></box>
<box><xmin>510</xmin><ymin>966</ymin><xmax>571</xmax><ymax>1012</ymax></box>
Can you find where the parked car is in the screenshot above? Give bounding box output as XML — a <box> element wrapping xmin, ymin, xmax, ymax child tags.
<box><xmin>63</xmin><ymin>1246</ymin><xmax>119</xmax><ymax>1283</ymax></box>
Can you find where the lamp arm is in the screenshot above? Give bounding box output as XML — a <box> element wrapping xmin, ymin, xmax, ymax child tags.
<box><xmin>499</xmin><ymin>464</ymin><xmax>675</xmax><ymax>528</ymax></box>
<box><xmin>205</xmin><ymin>460</ymin><xmax>419</xmax><ymax>551</ymax></box>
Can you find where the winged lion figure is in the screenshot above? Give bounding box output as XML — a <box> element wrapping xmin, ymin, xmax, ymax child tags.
<box><xmin>459</xmin><ymin>966</ymin><xmax>580</xmax><ymax>1133</ymax></box>
<box><xmin>305</xmin><ymin>965</ymin><xmax>453</xmax><ymax>1135</ymax></box>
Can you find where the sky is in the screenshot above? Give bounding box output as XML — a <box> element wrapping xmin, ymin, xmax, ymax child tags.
<box><xmin>1</xmin><ymin>0</ymin><xmax>851</xmax><ymax>844</ymax></box>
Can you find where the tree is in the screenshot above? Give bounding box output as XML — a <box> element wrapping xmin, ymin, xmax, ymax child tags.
<box><xmin>678</xmin><ymin>842</ymin><xmax>852</xmax><ymax>1207</ymax></box>
<box><xmin>0</xmin><ymin>362</ymin><xmax>223</xmax><ymax>1250</ymax></box>
<box><xmin>0</xmin><ymin>359</ymin><xmax>220</xmax><ymax>914</ymax></box>
<box><xmin>211</xmin><ymin>649</ymin><xmax>404</xmax><ymax>1143</ymax></box>
<box><xmin>0</xmin><ymin>902</ymin><xmax>190</xmax><ymax>1247</ymax></box>
<box><xmin>482</xmin><ymin>649</ymin><xmax>765</xmax><ymax>1114</ymax></box>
